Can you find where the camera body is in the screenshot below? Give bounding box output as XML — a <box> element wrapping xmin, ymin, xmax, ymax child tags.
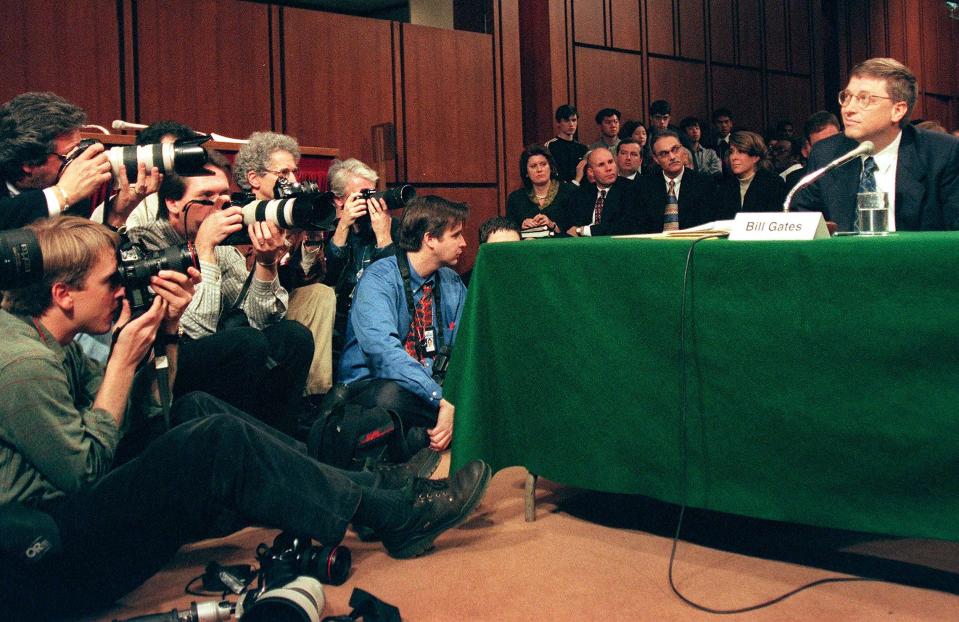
<box><xmin>116</xmin><ymin>233</ymin><xmax>198</xmax><ymax>316</ymax></box>
<box><xmin>225</xmin><ymin>178</ymin><xmax>338</xmax><ymax>246</ymax></box>
<box><xmin>235</xmin><ymin>532</ymin><xmax>350</xmax><ymax>621</ymax></box>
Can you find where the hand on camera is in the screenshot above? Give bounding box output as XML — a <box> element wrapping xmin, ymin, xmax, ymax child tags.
<box><xmin>111</xmin><ymin>162</ymin><xmax>162</xmax><ymax>226</ymax></box>
<box><xmin>149</xmin><ymin>267</ymin><xmax>201</xmax><ymax>333</ymax></box>
<box><xmin>339</xmin><ymin>192</ymin><xmax>370</xmax><ymax>229</ymax></box>
<box><xmin>56</xmin><ymin>142</ymin><xmax>112</xmax><ymax>205</ymax></box>
<box><xmin>111</xmin><ymin>296</ymin><xmax>167</xmax><ymax>368</ymax></box>
<box><xmin>367</xmin><ymin>197</ymin><xmax>393</xmax><ymax>247</ymax></box>
<box><xmin>194</xmin><ymin>199</ymin><xmax>241</xmax><ymax>261</ymax></box>
<box><xmin>249</xmin><ymin>221</ymin><xmax>288</xmax><ymax>269</ymax></box>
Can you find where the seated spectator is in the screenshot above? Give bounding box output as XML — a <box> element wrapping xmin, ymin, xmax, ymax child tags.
<box><xmin>565</xmin><ymin>147</ymin><xmax>642</xmax><ymax>237</ymax></box>
<box><xmin>619</xmin><ymin>119</ymin><xmax>654</xmax><ymax>176</ymax></box>
<box><xmin>770</xmin><ymin>135</ymin><xmax>802</xmax><ymax>176</ymax></box>
<box><xmin>679</xmin><ymin>116</ymin><xmax>722</xmax><ymax>177</ymax></box>
<box><xmin>0</xmin><ymin>216</ymin><xmax>491</xmax><ymax>619</ymax></box>
<box><xmin>233</xmin><ymin>131</ymin><xmax>337</xmax><ymax>401</ymax></box>
<box><xmin>126</xmin><ymin>150</ymin><xmax>314</xmax><ymax>436</ymax></box>
<box><xmin>916</xmin><ymin>120</ymin><xmax>948</xmax><ymax>134</ymax></box>
<box><xmin>648</xmin><ymin>99</ymin><xmax>675</xmax><ymax>134</ymax></box>
<box><xmin>461</xmin><ymin>216</ymin><xmax>521</xmax><ymax>286</ymax></box>
<box><xmin>506</xmin><ymin>144</ymin><xmax>577</xmax><ymax>234</ymax></box>
<box><xmin>544</xmin><ymin>104</ymin><xmax>588</xmax><ymax>182</ymax></box>
<box><xmin>338</xmin><ymin>196</ymin><xmax>470</xmax><ymax>452</ymax></box>
<box><xmin>0</xmin><ymin>92</ymin><xmax>112</xmax><ymax>229</ymax></box>
<box><xmin>712</xmin><ymin>107</ymin><xmax>735</xmax><ymax>175</ymax></box>
<box><xmin>783</xmin><ymin>110</ymin><xmax>842</xmax><ymax>190</ymax></box>
<box><xmin>615</xmin><ymin>138</ymin><xmax>643</xmax><ymax>181</ymax></box>
<box><xmin>589</xmin><ymin>107</ymin><xmax>621</xmax><ymax>151</ymax></box>
<box><xmin>636</xmin><ymin>130</ymin><xmax>718</xmax><ymax>232</ymax></box>
<box><xmin>322</xmin><ymin>158</ymin><xmax>401</xmax><ymax>368</ymax></box>
<box><xmin>90</xmin><ymin>120</ymin><xmax>197</xmax><ymax>228</ymax></box>
<box><xmin>716</xmin><ymin>131</ymin><xmax>787</xmax><ymax>217</ymax></box>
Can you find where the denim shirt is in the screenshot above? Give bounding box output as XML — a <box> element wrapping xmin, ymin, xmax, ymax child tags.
<box><xmin>337</xmin><ymin>254</ymin><xmax>466</xmax><ymax>407</ymax></box>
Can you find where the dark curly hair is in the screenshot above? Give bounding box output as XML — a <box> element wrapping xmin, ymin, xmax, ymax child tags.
<box><xmin>519</xmin><ymin>144</ymin><xmax>558</xmax><ymax>190</ymax></box>
<box><xmin>0</xmin><ymin>92</ymin><xmax>86</xmax><ymax>183</ymax></box>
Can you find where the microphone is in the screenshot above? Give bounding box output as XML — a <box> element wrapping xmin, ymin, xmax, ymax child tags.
<box><xmin>782</xmin><ymin>140</ymin><xmax>875</xmax><ymax>212</ymax></box>
<box><xmin>112</xmin><ymin>119</ymin><xmax>148</xmax><ymax>131</ymax></box>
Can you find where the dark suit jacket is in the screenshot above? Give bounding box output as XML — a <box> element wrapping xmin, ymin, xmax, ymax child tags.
<box><xmin>636</xmin><ymin>168</ymin><xmax>718</xmax><ymax>232</ymax></box>
<box><xmin>563</xmin><ymin>177</ymin><xmax>642</xmax><ymax>236</ymax></box>
<box><xmin>716</xmin><ymin>168</ymin><xmax>788</xmax><ymax>218</ymax></box>
<box><xmin>791</xmin><ymin>125</ymin><xmax>959</xmax><ymax>231</ymax></box>
<box><xmin>0</xmin><ymin>182</ymin><xmax>50</xmax><ymax>230</ymax></box>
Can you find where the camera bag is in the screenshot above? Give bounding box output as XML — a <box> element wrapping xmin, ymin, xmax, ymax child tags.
<box><xmin>307</xmin><ymin>403</ymin><xmax>404</xmax><ymax>470</ymax></box>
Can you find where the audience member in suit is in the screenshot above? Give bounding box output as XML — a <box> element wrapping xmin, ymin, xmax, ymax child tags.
<box><xmin>637</xmin><ymin>130</ymin><xmax>718</xmax><ymax>232</ymax></box>
<box><xmin>506</xmin><ymin>144</ymin><xmax>577</xmax><ymax>234</ymax></box>
<box><xmin>565</xmin><ymin>147</ymin><xmax>641</xmax><ymax>237</ymax></box>
<box><xmin>712</xmin><ymin>107</ymin><xmax>735</xmax><ymax>176</ymax></box>
<box><xmin>460</xmin><ymin>216</ymin><xmax>521</xmax><ymax>286</ymax></box>
<box><xmin>619</xmin><ymin>119</ymin><xmax>654</xmax><ymax>176</ymax></box>
<box><xmin>717</xmin><ymin>131</ymin><xmax>788</xmax><ymax>217</ymax></box>
<box><xmin>544</xmin><ymin>104</ymin><xmax>588</xmax><ymax>183</ymax></box>
<box><xmin>0</xmin><ymin>92</ymin><xmax>113</xmax><ymax>229</ymax></box>
<box><xmin>772</xmin><ymin>136</ymin><xmax>803</xmax><ymax>180</ymax></box>
<box><xmin>784</xmin><ymin>110</ymin><xmax>843</xmax><ymax>191</ymax></box>
<box><xmin>792</xmin><ymin>58</ymin><xmax>959</xmax><ymax>231</ymax></box>
<box><xmin>615</xmin><ymin>138</ymin><xmax>643</xmax><ymax>182</ymax></box>
<box><xmin>680</xmin><ymin>116</ymin><xmax>722</xmax><ymax>178</ymax></box>
<box><xmin>588</xmin><ymin>107</ymin><xmax>621</xmax><ymax>152</ymax></box>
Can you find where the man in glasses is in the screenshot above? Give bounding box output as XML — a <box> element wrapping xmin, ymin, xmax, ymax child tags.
<box><xmin>792</xmin><ymin>57</ymin><xmax>959</xmax><ymax>231</ymax></box>
<box><xmin>636</xmin><ymin>129</ymin><xmax>717</xmax><ymax>232</ymax></box>
<box><xmin>233</xmin><ymin>131</ymin><xmax>337</xmax><ymax>408</ymax></box>
<box><xmin>0</xmin><ymin>92</ymin><xmax>111</xmax><ymax>229</ymax></box>
<box><xmin>126</xmin><ymin>149</ymin><xmax>314</xmax><ymax>435</ymax></box>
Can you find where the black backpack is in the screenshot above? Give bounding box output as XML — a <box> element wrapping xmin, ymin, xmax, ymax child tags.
<box><xmin>307</xmin><ymin>402</ymin><xmax>425</xmax><ymax>470</ymax></box>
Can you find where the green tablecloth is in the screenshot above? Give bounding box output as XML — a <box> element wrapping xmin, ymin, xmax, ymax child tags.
<box><xmin>448</xmin><ymin>233</ymin><xmax>959</xmax><ymax>540</ymax></box>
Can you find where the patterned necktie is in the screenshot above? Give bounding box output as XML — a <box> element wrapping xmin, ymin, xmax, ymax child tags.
<box><xmin>859</xmin><ymin>156</ymin><xmax>878</xmax><ymax>192</ymax></box>
<box><xmin>592</xmin><ymin>189</ymin><xmax>606</xmax><ymax>224</ymax></box>
<box><xmin>403</xmin><ymin>281</ymin><xmax>433</xmax><ymax>364</ymax></box>
<box><xmin>663</xmin><ymin>180</ymin><xmax>679</xmax><ymax>231</ymax></box>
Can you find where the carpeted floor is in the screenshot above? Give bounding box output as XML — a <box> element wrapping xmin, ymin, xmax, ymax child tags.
<box><xmin>84</xmin><ymin>455</ymin><xmax>959</xmax><ymax>621</ymax></box>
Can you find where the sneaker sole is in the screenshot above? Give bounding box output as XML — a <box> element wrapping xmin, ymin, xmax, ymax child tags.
<box><xmin>385</xmin><ymin>462</ymin><xmax>492</xmax><ymax>559</ymax></box>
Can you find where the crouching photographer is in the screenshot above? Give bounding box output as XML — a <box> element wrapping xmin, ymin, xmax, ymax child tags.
<box><xmin>125</xmin><ymin>148</ymin><xmax>314</xmax><ymax>435</ymax></box>
<box><xmin>0</xmin><ymin>216</ymin><xmax>492</xmax><ymax>621</ymax></box>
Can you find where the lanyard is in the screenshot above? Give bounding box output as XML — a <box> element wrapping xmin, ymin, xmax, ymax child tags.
<box><xmin>395</xmin><ymin>250</ymin><xmax>445</xmax><ymax>352</ymax></box>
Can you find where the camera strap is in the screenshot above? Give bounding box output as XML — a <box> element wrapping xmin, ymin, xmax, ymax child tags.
<box><xmin>395</xmin><ymin>250</ymin><xmax>444</xmax><ymax>354</ymax></box>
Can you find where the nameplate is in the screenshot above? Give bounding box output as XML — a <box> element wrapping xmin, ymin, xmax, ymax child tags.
<box><xmin>728</xmin><ymin>212</ymin><xmax>829</xmax><ymax>241</ymax></box>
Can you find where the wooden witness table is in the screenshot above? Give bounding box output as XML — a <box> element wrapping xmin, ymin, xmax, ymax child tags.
<box><xmin>448</xmin><ymin>233</ymin><xmax>959</xmax><ymax>540</ymax></box>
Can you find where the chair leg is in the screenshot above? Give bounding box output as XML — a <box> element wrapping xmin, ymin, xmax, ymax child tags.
<box><xmin>524</xmin><ymin>470</ymin><xmax>538</xmax><ymax>522</ymax></box>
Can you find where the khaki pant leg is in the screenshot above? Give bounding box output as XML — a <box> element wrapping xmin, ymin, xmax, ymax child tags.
<box><xmin>285</xmin><ymin>283</ymin><xmax>336</xmax><ymax>395</ymax></box>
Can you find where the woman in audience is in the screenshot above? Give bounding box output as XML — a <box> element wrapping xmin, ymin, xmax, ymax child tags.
<box><xmin>716</xmin><ymin>130</ymin><xmax>787</xmax><ymax>217</ymax></box>
<box><xmin>506</xmin><ymin>144</ymin><xmax>577</xmax><ymax>234</ymax></box>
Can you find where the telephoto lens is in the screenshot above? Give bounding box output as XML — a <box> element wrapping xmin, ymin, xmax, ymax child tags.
<box><xmin>235</xmin><ymin>575</ymin><xmax>325</xmax><ymax>622</ymax></box>
<box><xmin>359</xmin><ymin>184</ymin><xmax>416</xmax><ymax>210</ymax></box>
<box><xmin>106</xmin><ymin>135</ymin><xmax>211</xmax><ymax>179</ymax></box>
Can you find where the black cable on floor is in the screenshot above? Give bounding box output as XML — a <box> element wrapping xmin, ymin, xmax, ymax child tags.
<box><xmin>668</xmin><ymin>233</ymin><xmax>878</xmax><ymax>614</ymax></box>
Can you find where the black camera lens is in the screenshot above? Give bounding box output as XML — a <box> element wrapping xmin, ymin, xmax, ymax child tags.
<box><xmin>0</xmin><ymin>228</ymin><xmax>44</xmax><ymax>290</ymax></box>
<box><xmin>116</xmin><ymin>241</ymin><xmax>198</xmax><ymax>316</ymax></box>
<box><xmin>359</xmin><ymin>184</ymin><xmax>416</xmax><ymax>210</ymax></box>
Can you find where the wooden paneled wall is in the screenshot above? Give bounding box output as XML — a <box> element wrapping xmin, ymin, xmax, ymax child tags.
<box><xmin>835</xmin><ymin>0</ymin><xmax>959</xmax><ymax>130</ymax></box>
<box><xmin>521</xmin><ymin>0</ymin><xmax>823</xmax><ymax>146</ymax></box>
<box><xmin>0</xmin><ymin>0</ymin><xmax>524</xmax><ymax>271</ymax></box>
<box><xmin>522</xmin><ymin>0</ymin><xmax>959</xmax><ymax>147</ymax></box>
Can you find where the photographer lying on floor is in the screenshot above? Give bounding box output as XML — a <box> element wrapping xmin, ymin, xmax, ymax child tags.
<box><xmin>0</xmin><ymin>216</ymin><xmax>491</xmax><ymax>621</ymax></box>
